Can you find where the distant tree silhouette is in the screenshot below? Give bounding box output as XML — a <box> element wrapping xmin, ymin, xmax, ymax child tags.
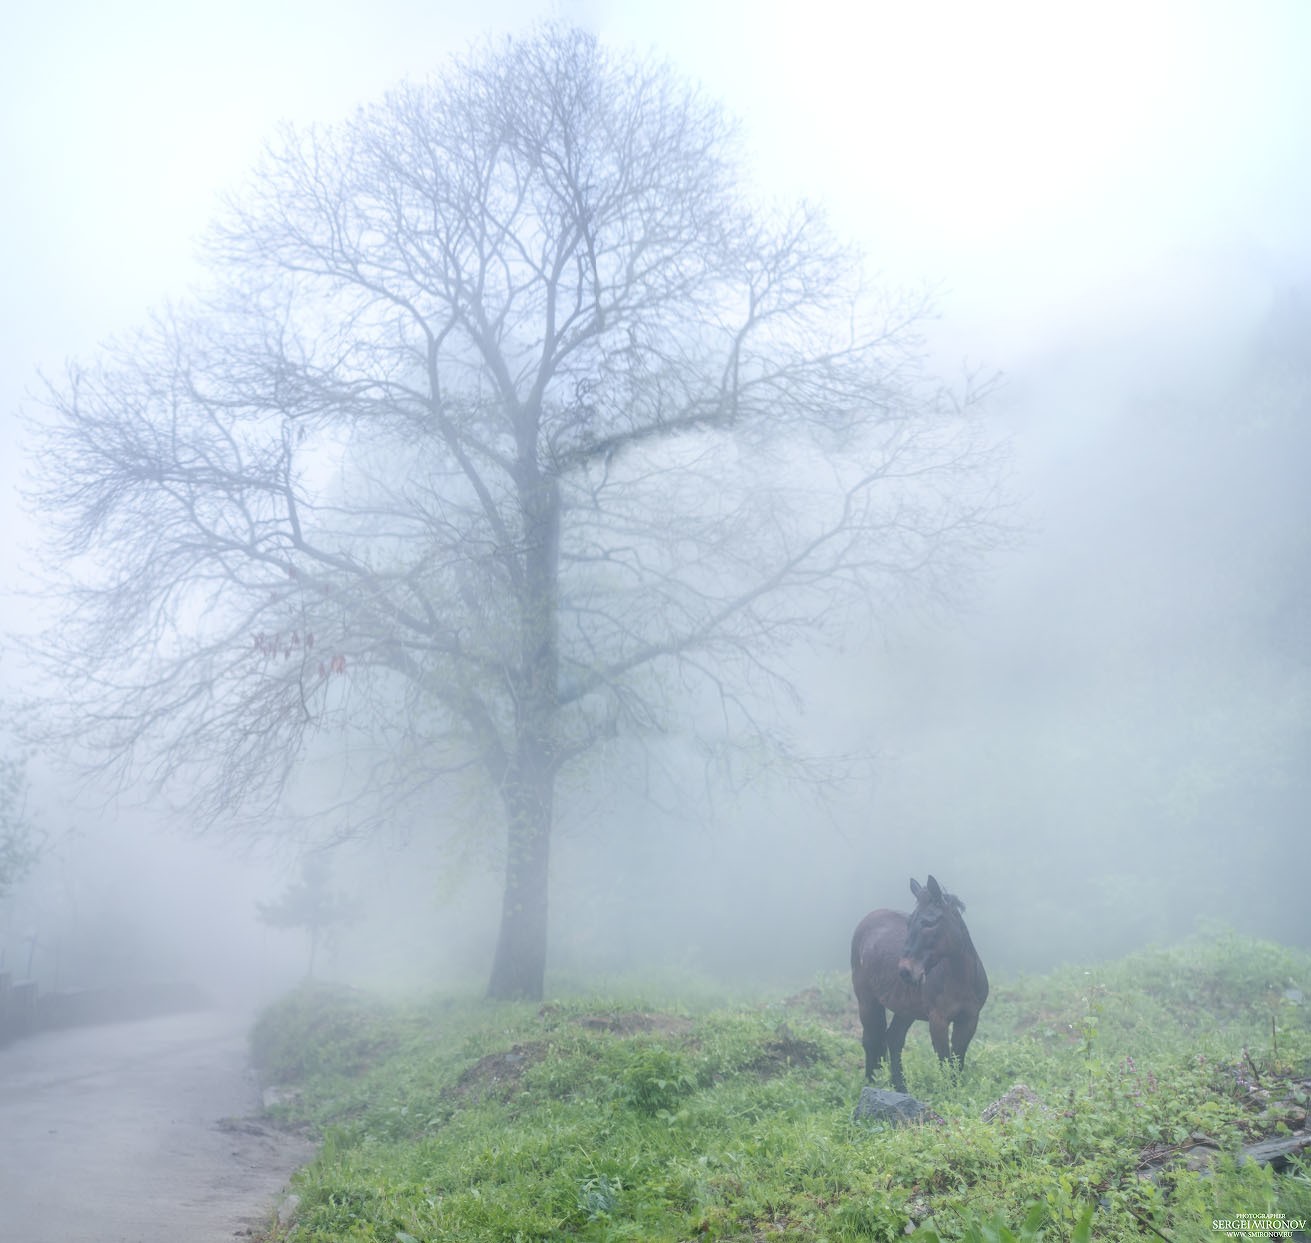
<box><xmin>257</xmin><ymin>855</ymin><xmax>358</xmax><ymax>979</ymax></box>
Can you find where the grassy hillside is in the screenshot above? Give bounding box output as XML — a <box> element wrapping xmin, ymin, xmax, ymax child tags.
<box><xmin>250</xmin><ymin>932</ymin><xmax>1311</xmax><ymax>1242</ymax></box>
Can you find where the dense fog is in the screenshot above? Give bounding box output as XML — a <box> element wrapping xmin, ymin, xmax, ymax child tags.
<box><xmin>2</xmin><ymin>2</ymin><xmax>1308</xmax><ymax>1010</ymax></box>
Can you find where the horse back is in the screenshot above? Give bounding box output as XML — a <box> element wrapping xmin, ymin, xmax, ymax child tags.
<box><xmin>850</xmin><ymin>908</ymin><xmax>926</xmax><ymax>1018</ymax></box>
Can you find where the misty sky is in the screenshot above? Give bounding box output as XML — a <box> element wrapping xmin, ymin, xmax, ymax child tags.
<box><xmin>5</xmin><ymin>1</ymin><xmax>1310</xmax><ymax>407</ymax></box>
<box><xmin>4</xmin><ymin>1</ymin><xmax>1309</xmax><ymax>605</ymax></box>
<box><xmin>2</xmin><ymin>2</ymin><xmax>1310</xmax><ymax>986</ymax></box>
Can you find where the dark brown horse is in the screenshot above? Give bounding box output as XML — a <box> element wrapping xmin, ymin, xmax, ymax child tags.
<box><xmin>850</xmin><ymin>875</ymin><xmax>988</xmax><ymax>1092</ymax></box>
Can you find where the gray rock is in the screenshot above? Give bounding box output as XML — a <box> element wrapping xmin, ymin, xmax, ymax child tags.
<box><xmin>981</xmin><ymin>1083</ymin><xmax>1049</xmax><ymax>1124</ymax></box>
<box><xmin>852</xmin><ymin>1087</ymin><xmax>943</xmax><ymax>1126</ymax></box>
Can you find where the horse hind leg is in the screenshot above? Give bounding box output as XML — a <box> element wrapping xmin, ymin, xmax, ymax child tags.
<box><xmin>885</xmin><ymin>1011</ymin><xmax>915</xmax><ymax>1093</ymax></box>
<box><xmin>857</xmin><ymin>996</ymin><xmax>888</xmax><ymax>1080</ymax></box>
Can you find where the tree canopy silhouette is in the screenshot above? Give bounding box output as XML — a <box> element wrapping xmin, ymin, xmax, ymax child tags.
<box><xmin>28</xmin><ymin>27</ymin><xmax>1008</xmax><ymax>998</ymax></box>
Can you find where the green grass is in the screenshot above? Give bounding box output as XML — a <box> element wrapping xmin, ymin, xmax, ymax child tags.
<box><xmin>251</xmin><ymin>931</ymin><xmax>1311</xmax><ymax>1242</ymax></box>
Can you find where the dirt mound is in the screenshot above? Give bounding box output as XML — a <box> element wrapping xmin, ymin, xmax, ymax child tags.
<box><xmin>451</xmin><ymin>1042</ymin><xmax>547</xmax><ymax>1103</ymax></box>
<box><xmin>748</xmin><ymin>1034</ymin><xmax>823</xmax><ymax>1077</ymax></box>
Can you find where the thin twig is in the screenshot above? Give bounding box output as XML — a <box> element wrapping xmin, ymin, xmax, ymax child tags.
<box><xmin>1128</xmin><ymin>1207</ymin><xmax>1176</xmax><ymax>1243</ymax></box>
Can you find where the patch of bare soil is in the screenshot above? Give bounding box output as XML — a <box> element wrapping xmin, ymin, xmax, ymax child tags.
<box><xmin>451</xmin><ymin>1042</ymin><xmax>549</xmax><ymax>1104</ymax></box>
<box><xmin>747</xmin><ymin>1031</ymin><xmax>823</xmax><ymax>1077</ymax></box>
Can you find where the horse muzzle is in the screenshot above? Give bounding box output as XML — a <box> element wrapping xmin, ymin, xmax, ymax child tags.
<box><xmin>898</xmin><ymin>957</ymin><xmax>925</xmax><ymax>985</ymax></box>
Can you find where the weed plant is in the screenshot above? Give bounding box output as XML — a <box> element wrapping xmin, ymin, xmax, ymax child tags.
<box><xmin>252</xmin><ymin>932</ymin><xmax>1311</xmax><ymax>1242</ymax></box>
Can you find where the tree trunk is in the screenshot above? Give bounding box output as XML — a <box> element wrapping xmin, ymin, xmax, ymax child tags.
<box><xmin>486</xmin><ymin>429</ymin><xmax>561</xmax><ymax>1001</ymax></box>
<box><xmin>486</xmin><ymin>753</ymin><xmax>554</xmax><ymax>999</ymax></box>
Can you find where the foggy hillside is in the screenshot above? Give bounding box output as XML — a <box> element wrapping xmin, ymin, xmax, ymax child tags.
<box><xmin>544</xmin><ymin>257</ymin><xmax>1311</xmax><ymax>984</ymax></box>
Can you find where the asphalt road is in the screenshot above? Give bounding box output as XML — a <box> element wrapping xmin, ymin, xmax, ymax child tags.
<box><xmin>0</xmin><ymin>1009</ymin><xmax>316</xmax><ymax>1243</ymax></box>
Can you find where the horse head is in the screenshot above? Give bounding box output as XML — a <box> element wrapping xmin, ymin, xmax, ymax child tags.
<box><xmin>897</xmin><ymin>874</ymin><xmax>966</xmax><ymax>985</ymax></box>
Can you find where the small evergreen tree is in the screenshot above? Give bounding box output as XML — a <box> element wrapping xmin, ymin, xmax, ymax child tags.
<box><xmin>257</xmin><ymin>855</ymin><xmax>358</xmax><ymax>978</ymax></box>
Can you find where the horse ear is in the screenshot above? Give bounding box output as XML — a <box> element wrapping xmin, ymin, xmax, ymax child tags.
<box><xmin>909</xmin><ymin>877</ymin><xmax>923</xmax><ymax>901</ymax></box>
<box><xmin>926</xmin><ymin>875</ymin><xmax>943</xmax><ymax>901</ymax></box>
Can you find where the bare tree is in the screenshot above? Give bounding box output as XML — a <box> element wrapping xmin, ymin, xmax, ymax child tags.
<box><xmin>26</xmin><ymin>27</ymin><xmax>1008</xmax><ymax>999</ymax></box>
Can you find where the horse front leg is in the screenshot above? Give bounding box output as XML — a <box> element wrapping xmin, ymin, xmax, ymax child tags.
<box><xmin>950</xmin><ymin>1011</ymin><xmax>979</xmax><ymax>1073</ymax></box>
<box><xmin>928</xmin><ymin>1014</ymin><xmax>952</xmax><ymax>1072</ymax></box>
